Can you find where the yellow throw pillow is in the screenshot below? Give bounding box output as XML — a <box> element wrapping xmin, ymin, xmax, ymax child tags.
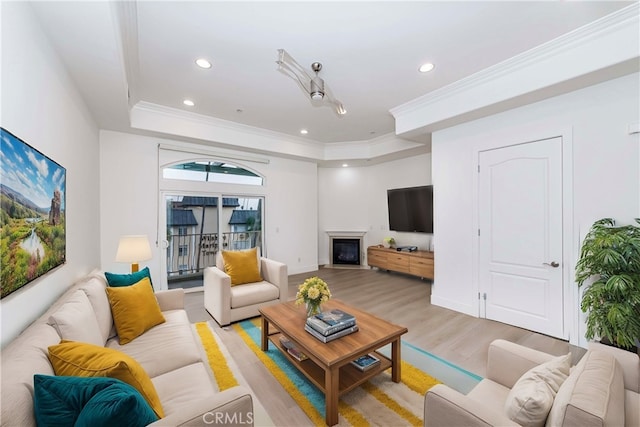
<box><xmin>106</xmin><ymin>277</ymin><xmax>165</xmax><ymax>345</ymax></box>
<box><xmin>222</xmin><ymin>247</ymin><xmax>263</xmax><ymax>286</ymax></box>
<box><xmin>47</xmin><ymin>340</ymin><xmax>164</xmax><ymax>418</ymax></box>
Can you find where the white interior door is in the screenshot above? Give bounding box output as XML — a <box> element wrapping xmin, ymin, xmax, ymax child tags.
<box><xmin>478</xmin><ymin>137</ymin><xmax>564</xmax><ymax>338</ymax></box>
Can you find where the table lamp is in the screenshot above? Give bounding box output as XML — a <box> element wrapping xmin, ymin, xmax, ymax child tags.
<box><xmin>115</xmin><ymin>235</ymin><xmax>152</xmax><ymax>273</ymax></box>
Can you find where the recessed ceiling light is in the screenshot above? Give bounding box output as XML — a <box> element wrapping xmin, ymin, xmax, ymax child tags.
<box><xmin>419</xmin><ymin>63</ymin><xmax>435</xmax><ymax>73</ymax></box>
<box><xmin>342</xmin><ymin>163</ymin><xmax>349</xmax><ymax>168</ymax></box>
<box><xmin>300</xmin><ymin>129</ymin><xmax>308</xmax><ymax>135</ymax></box>
<box><xmin>183</xmin><ymin>99</ymin><xmax>195</xmax><ymax>107</ymax></box>
<box><xmin>195</xmin><ymin>58</ymin><xmax>212</xmax><ymax>69</ymax></box>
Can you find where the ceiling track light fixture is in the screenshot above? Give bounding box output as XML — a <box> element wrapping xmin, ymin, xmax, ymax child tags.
<box><xmin>276</xmin><ymin>49</ymin><xmax>346</xmax><ymax>117</ymax></box>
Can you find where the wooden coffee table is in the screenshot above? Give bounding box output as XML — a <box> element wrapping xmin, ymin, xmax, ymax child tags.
<box><xmin>259</xmin><ymin>299</ymin><xmax>408</xmax><ymax>426</ymax></box>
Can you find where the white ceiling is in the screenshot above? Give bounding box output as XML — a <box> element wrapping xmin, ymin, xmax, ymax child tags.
<box><xmin>29</xmin><ymin>1</ymin><xmax>634</xmax><ymax>159</ymax></box>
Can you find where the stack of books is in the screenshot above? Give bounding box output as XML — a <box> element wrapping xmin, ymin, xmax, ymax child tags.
<box><xmin>279</xmin><ymin>336</ymin><xmax>308</xmax><ymax>361</ymax></box>
<box><xmin>305</xmin><ymin>309</ymin><xmax>358</xmax><ymax>343</ymax></box>
<box><xmin>350</xmin><ymin>353</ymin><xmax>381</xmax><ymax>372</ymax></box>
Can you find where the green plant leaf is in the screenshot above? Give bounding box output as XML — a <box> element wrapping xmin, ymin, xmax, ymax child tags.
<box><xmin>576</xmin><ymin>218</ymin><xmax>640</xmax><ymax>349</ymax></box>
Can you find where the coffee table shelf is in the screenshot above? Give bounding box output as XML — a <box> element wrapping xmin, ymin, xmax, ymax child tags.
<box><xmin>269</xmin><ymin>332</ymin><xmax>393</xmax><ymax>395</ymax></box>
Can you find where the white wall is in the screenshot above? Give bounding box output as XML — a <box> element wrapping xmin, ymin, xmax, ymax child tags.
<box><xmin>318</xmin><ymin>154</ymin><xmax>432</xmax><ymax>265</ymax></box>
<box><xmin>99</xmin><ymin>131</ymin><xmax>319</xmax><ymax>282</ymax></box>
<box><xmin>0</xmin><ymin>2</ymin><xmax>101</xmax><ymax>347</ymax></box>
<box><xmin>432</xmin><ymin>73</ymin><xmax>640</xmax><ymax>345</ymax></box>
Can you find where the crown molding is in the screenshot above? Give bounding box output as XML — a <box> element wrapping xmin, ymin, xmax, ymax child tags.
<box><xmin>391</xmin><ymin>3</ymin><xmax>639</xmax><ymax>131</ymax></box>
<box><xmin>111</xmin><ymin>0</ymin><xmax>140</xmax><ymax>107</ymax></box>
<box><xmin>323</xmin><ymin>132</ymin><xmax>425</xmax><ymax>160</ymax></box>
<box><xmin>130</xmin><ymin>101</ymin><xmax>426</xmax><ymax>164</ymax></box>
<box><xmin>132</xmin><ymin>101</ymin><xmax>318</xmax><ymax>147</ymax></box>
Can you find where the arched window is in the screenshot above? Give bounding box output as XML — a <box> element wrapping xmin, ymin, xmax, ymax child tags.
<box><xmin>162</xmin><ymin>161</ymin><xmax>263</xmax><ymax>185</ymax></box>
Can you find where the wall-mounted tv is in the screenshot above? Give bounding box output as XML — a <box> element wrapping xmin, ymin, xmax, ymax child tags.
<box><xmin>387</xmin><ymin>185</ymin><xmax>433</xmax><ymax>233</ymax></box>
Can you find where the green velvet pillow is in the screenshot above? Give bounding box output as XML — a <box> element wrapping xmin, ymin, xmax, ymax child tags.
<box><xmin>105</xmin><ymin>267</ymin><xmax>153</xmax><ymax>287</ymax></box>
<box><xmin>33</xmin><ymin>375</ymin><xmax>158</xmax><ymax>427</ymax></box>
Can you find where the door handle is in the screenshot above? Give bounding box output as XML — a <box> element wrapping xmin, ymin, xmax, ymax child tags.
<box><xmin>543</xmin><ymin>261</ymin><xmax>560</xmax><ymax>268</ymax></box>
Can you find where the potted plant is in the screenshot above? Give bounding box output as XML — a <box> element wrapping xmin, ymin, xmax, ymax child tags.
<box><xmin>575</xmin><ymin>218</ymin><xmax>640</xmax><ymax>351</ymax></box>
<box><xmin>382</xmin><ymin>237</ymin><xmax>395</xmax><ymax>248</ymax></box>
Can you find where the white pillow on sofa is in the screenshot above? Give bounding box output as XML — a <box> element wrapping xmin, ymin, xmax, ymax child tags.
<box><xmin>80</xmin><ymin>275</ymin><xmax>116</xmax><ymax>342</ymax></box>
<box><xmin>47</xmin><ymin>290</ymin><xmax>103</xmax><ymax>346</ymax></box>
<box><xmin>504</xmin><ymin>352</ymin><xmax>571</xmax><ymax>427</ymax></box>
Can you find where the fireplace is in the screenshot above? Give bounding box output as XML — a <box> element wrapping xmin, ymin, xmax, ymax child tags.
<box><xmin>326</xmin><ymin>230</ymin><xmax>366</xmax><ymax>267</ymax></box>
<box><xmin>332</xmin><ymin>238</ymin><xmax>361</xmax><ymax>265</ymax></box>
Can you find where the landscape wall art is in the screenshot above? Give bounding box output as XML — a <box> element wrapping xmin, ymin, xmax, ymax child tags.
<box><xmin>0</xmin><ymin>128</ymin><xmax>66</xmax><ymax>298</ymax></box>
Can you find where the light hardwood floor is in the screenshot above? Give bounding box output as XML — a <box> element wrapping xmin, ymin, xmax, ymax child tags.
<box><xmin>184</xmin><ymin>267</ymin><xmax>585</xmax><ymax>426</ymax></box>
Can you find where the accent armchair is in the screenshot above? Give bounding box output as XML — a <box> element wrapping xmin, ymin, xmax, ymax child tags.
<box><xmin>424</xmin><ymin>339</ymin><xmax>639</xmax><ymax>427</ymax></box>
<box><xmin>204</xmin><ymin>249</ymin><xmax>288</xmax><ymax>326</ymax></box>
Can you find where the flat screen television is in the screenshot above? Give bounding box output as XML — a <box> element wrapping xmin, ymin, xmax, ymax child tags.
<box><xmin>387</xmin><ymin>185</ymin><xmax>433</xmax><ymax>233</ymax></box>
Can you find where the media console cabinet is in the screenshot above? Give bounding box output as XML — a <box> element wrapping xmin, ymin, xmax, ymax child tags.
<box><xmin>367</xmin><ymin>246</ymin><xmax>434</xmax><ymax>280</ymax></box>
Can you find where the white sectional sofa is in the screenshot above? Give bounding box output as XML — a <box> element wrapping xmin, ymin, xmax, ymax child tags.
<box><xmin>1</xmin><ymin>271</ymin><xmax>254</xmax><ymax>426</ymax></box>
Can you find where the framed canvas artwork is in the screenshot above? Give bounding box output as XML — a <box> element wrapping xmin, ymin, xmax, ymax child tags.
<box><xmin>0</xmin><ymin>128</ymin><xmax>66</xmax><ymax>298</ymax></box>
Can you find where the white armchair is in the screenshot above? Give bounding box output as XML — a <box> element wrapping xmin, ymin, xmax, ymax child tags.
<box><xmin>204</xmin><ymin>251</ymin><xmax>288</xmax><ymax>326</ymax></box>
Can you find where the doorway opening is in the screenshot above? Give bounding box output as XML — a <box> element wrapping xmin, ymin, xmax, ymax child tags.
<box><xmin>165</xmin><ymin>195</ymin><xmax>263</xmax><ymax>290</ymax></box>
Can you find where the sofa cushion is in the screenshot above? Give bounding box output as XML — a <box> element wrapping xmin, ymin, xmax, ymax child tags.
<box><xmin>79</xmin><ymin>275</ymin><xmax>116</xmax><ymax>342</ymax></box>
<box><xmin>105</xmin><ymin>266</ymin><xmax>153</xmax><ymax>287</ymax></box>
<box><xmin>504</xmin><ymin>352</ymin><xmax>570</xmax><ymax>427</ymax></box>
<box><xmin>151</xmin><ymin>363</ymin><xmax>217</xmax><ymax>418</ymax></box>
<box><xmin>546</xmin><ymin>350</ymin><xmax>625</xmax><ymax>427</ymax></box>
<box><xmin>625</xmin><ymin>389</ymin><xmax>639</xmax><ymax>427</ymax></box>
<box><xmin>47</xmin><ymin>290</ymin><xmax>103</xmax><ymax>346</ymax></box>
<box><xmin>467</xmin><ymin>379</ymin><xmax>511</xmax><ymax>416</ymax></box>
<box><xmin>106</xmin><ymin>310</ymin><xmax>201</xmax><ymax>378</ymax></box>
<box><xmin>222</xmin><ymin>248</ymin><xmax>263</xmax><ymax>285</ymax></box>
<box><xmin>106</xmin><ymin>277</ymin><xmax>166</xmax><ymax>345</ymax></box>
<box><xmin>1</xmin><ymin>323</ymin><xmax>60</xmax><ymax>427</ymax></box>
<box><xmin>47</xmin><ymin>340</ymin><xmax>164</xmax><ymax>418</ymax></box>
<box><xmin>231</xmin><ymin>281</ymin><xmax>280</xmax><ymax>309</ymax></box>
<box><xmin>33</xmin><ymin>375</ymin><xmax>158</xmax><ymax>427</ymax></box>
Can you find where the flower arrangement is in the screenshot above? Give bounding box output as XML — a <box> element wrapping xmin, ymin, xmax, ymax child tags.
<box><xmin>295</xmin><ymin>276</ymin><xmax>331</xmax><ymax>317</ymax></box>
<box><xmin>383</xmin><ymin>237</ymin><xmax>395</xmax><ymax>248</ymax></box>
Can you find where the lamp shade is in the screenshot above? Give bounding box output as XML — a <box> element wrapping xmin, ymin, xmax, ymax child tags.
<box><xmin>115</xmin><ymin>235</ymin><xmax>152</xmax><ymax>263</ymax></box>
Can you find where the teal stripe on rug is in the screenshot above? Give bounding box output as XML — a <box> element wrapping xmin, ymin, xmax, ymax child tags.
<box><xmin>238</xmin><ymin>320</ymin><xmax>327</xmax><ymax>414</ymax></box>
<box><xmin>404</xmin><ymin>341</ymin><xmax>483</xmax><ymax>381</ymax></box>
<box><xmin>377</xmin><ymin>342</ymin><xmax>481</xmax><ymax>395</ymax></box>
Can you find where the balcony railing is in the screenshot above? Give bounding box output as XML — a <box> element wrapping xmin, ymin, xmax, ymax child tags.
<box><xmin>166</xmin><ymin>231</ymin><xmax>261</xmax><ymax>278</ymax></box>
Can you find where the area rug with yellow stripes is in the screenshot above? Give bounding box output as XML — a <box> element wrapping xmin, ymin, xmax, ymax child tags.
<box><xmin>192</xmin><ymin>322</ymin><xmax>275</xmax><ymax>426</ymax></box>
<box><xmin>231</xmin><ymin>318</ymin><xmax>482</xmax><ymax>427</ymax></box>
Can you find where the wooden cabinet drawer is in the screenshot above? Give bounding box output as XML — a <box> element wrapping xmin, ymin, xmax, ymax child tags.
<box><xmin>409</xmin><ymin>263</ymin><xmax>433</xmax><ymax>278</ymax></box>
<box><xmin>367</xmin><ymin>251</ymin><xmax>387</xmax><ymax>267</ymax></box>
<box><xmin>386</xmin><ymin>254</ymin><xmax>409</xmax><ymax>271</ymax></box>
<box><xmin>409</xmin><ymin>257</ymin><xmax>434</xmax><ymax>279</ymax></box>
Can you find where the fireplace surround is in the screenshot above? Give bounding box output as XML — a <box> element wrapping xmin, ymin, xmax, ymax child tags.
<box><xmin>326</xmin><ymin>230</ymin><xmax>366</xmax><ymax>267</ymax></box>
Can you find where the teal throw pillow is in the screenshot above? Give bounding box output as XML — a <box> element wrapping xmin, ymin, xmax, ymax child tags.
<box><xmin>105</xmin><ymin>267</ymin><xmax>153</xmax><ymax>287</ymax></box>
<box><xmin>33</xmin><ymin>375</ymin><xmax>158</xmax><ymax>427</ymax></box>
